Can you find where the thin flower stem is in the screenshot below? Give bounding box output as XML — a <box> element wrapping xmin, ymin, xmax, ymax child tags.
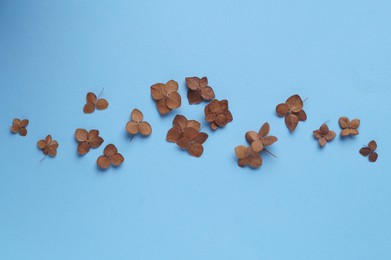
<box><xmin>130</xmin><ymin>135</ymin><xmax>134</xmax><ymax>142</ymax></box>
<box><xmin>264</xmin><ymin>148</ymin><xmax>277</xmax><ymax>158</ymax></box>
<box><xmin>39</xmin><ymin>155</ymin><xmax>46</xmax><ymax>162</ymax></box>
<box><xmin>97</xmin><ymin>87</ymin><xmax>105</xmax><ymax>99</ymax></box>
<box><xmin>303</xmin><ymin>97</ymin><xmax>309</xmax><ymax>103</ymax></box>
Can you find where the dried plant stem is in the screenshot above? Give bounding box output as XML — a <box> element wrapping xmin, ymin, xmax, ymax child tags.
<box><xmin>303</xmin><ymin>97</ymin><xmax>309</xmax><ymax>103</ymax></box>
<box><xmin>39</xmin><ymin>155</ymin><xmax>46</xmax><ymax>162</ymax></box>
<box><xmin>264</xmin><ymin>148</ymin><xmax>277</xmax><ymax>158</ymax></box>
<box><xmin>129</xmin><ymin>135</ymin><xmax>134</xmax><ymax>142</ymax></box>
<box><xmin>97</xmin><ymin>87</ymin><xmax>105</xmax><ymax>99</ymax></box>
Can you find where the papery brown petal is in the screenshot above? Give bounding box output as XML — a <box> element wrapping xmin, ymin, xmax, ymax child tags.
<box><xmin>339</xmin><ymin>117</ymin><xmax>350</xmax><ymax>129</ymax></box>
<box><xmin>276</xmin><ymin>103</ymin><xmax>289</xmax><ymax>116</ymax></box>
<box><xmin>235</xmin><ymin>146</ymin><xmax>248</xmax><ymax>159</ymax></box>
<box><xmin>286</xmin><ymin>95</ymin><xmax>303</xmax><ymax>113</ymax></box>
<box><xmin>50</xmin><ymin>140</ymin><xmax>59</xmax><ymax>149</ymax></box>
<box><xmin>104</xmin><ymin>144</ymin><xmax>118</xmax><ymax>157</ymax></box>
<box><xmin>220</xmin><ymin>100</ymin><xmax>229</xmax><ymax>111</ymax></box>
<box><xmin>224</xmin><ymin>111</ymin><xmax>233</xmax><ymax>123</ymax></box>
<box><xmin>215</xmin><ymin>114</ymin><xmax>227</xmax><ymax>126</ymax></box>
<box><xmin>324</xmin><ymin>131</ymin><xmax>336</xmax><ymax>141</ymax></box>
<box><xmin>18</xmin><ymin>128</ymin><xmax>27</xmax><ymax>136</ymax></box>
<box><xmin>359</xmin><ymin>147</ymin><xmax>371</xmax><ymax>156</ymax></box>
<box><xmin>187</xmin><ymin>89</ymin><xmax>202</xmax><ymax>104</ymax></box>
<box><xmin>249</xmin><ymin>154</ymin><xmax>262</xmax><ymax>168</ymax></box>
<box><xmin>13</xmin><ymin>118</ymin><xmax>21</xmax><ymax>127</ymax></box>
<box><xmin>173</xmin><ymin>115</ymin><xmax>188</xmax><ymax>129</ymax></box>
<box><xmin>368</xmin><ymin>140</ymin><xmax>377</xmax><ymax>151</ymax></box>
<box><xmin>83</xmin><ymin>103</ymin><xmax>95</xmax><ymax>113</ymax></box>
<box><xmin>295</xmin><ymin>110</ymin><xmax>307</xmax><ymax>121</ymax></box>
<box><xmin>369</xmin><ymin>152</ymin><xmax>378</xmax><ymax>162</ymax></box>
<box><xmin>200</xmin><ymin>86</ymin><xmax>215</xmax><ymax>101</ymax></box>
<box><xmin>97</xmin><ymin>156</ymin><xmax>111</xmax><ymax>169</ymax></box>
<box><xmin>75</xmin><ymin>128</ymin><xmax>88</xmax><ymax>142</ymax></box>
<box><xmin>96</xmin><ymin>98</ymin><xmax>108</xmax><ymax>110</ymax></box>
<box><xmin>210</xmin><ymin>122</ymin><xmax>218</xmax><ymax>130</ymax></box>
<box><xmin>318</xmin><ymin>137</ymin><xmax>326</xmax><ymax>147</ymax></box>
<box><xmin>188</xmin><ymin>143</ymin><xmax>203</xmax><ymax>157</ymax></box>
<box><xmin>341</xmin><ymin>128</ymin><xmax>351</xmax><ymax>137</ymax></box>
<box><xmin>88</xmin><ymin>130</ymin><xmax>99</xmax><ymax>138</ymax></box>
<box><xmin>37</xmin><ymin>140</ymin><xmax>46</xmax><ymax>149</ymax></box>
<box><xmin>185</xmin><ymin>77</ymin><xmax>200</xmax><ymax>90</ymax></box>
<box><xmin>195</xmin><ymin>132</ymin><xmax>208</xmax><ymax>144</ymax></box>
<box><xmin>238</xmin><ymin>158</ymin><xmax>250</xmax><ymax>167</ymax></box>
<box><xmin>350</xmin><ymin>129</ymin><xmax>359</xmax><ymax>135</ymax></box>
<box><xmin>313</xmin><ymin>130</ymin><xmax>322</xmax><ymax>139</ymax></box>
<box><xmin>10</xmin><ymin>125</ymin><xmax>19</xmax><ymax>133</ymax></box>
<box><xmin>151</xmin><ymin>83</ymin><xmax>166</xmax><ymax>100</ymax></box>
<box><xmin>156</xmin><ymin>98</ymin><xmax>171</xmax><ymax>115</ymax></box>
<box><xmin>89</xmin><ymin>136</ymin><xmax>103</xmax><ymax>149</ymax></box>
<box><xmin>86</xmin><ymin>92</ymin><xmax>97</xmax><ymax>103</ymax></box>
<box><xmin>251</xmin><ymin>140</ymin><xmax>264</xmax><ymax>153</ymax></box>
<box><xmin>209</xmin><ymin>100</ymin><xmax>221</xmax><ymax>113</ymax></box>
<box><xmin>259</xmin><ymin>123</ymin><xmax>270</xmax><ymax>137</ymax></box>
<box><xmin>245</xmin><ymin>131</ymin><xmax>259</xmax><ymax>144</ymax></box>
<box><xmin>139</xmin><ymin>122</ymin><xmax>152</xmax><ymax>136</ymax></box>
<box><xmin>320</xmin><ymin>124</ymin><xmax>329</xmax><ymax>135</ymax></box>
<box><xmin>262</xmin><ymin>136</ymin><xmax>277</xmax><ymax>146</ymax></box>
<box><xmin>165</xmin><ymin>80</ymin><xmax>178</xmax><ymax>94</ymax></box>
<box><xmin>166</xmin><ymin>92</ymin><xmax>181</xmax><ymax>109</ymax></box>
<box><xmin>111</xmin><ymin>153</ymin><xmax>124</xmax><ymax>166</ymax></box>
<box><xmin>131</xmin><ymin>109</ymin><xmax>143</xmax><ymax>122</ymax></box>
<box><xmin>42</xmin><ymin>147</ymin><xmax>49</xmax><ymax>155</ymax></box>
<box><xmin>200</xmin><ymin>77</ymin><xmax>208</xmax><ymax>88</ymax></box>
<box><xmin>78</xmin><ymin>142</ymin><xmax>90</xmax><ymax>155</ymax></box>
<box><xmin>126</xmin><ymin>121</ymin><xmax>139</xmax><ymax>135</ymax></box>
<box><xmin>166</xmin><ymin>127</ymin><xmax>182</xmax><ymax>143</ymax></box>
<box><xmin>285</xmin><ymin>114</ymin><xmax>299</xmax><ymax>132</ymax></box>
<box><xmin>45</xmin><ymin>135</ymin><xmax>52</xmax><ymax>144</ymax></box>
<box><xmin>20</xmin><ymin>119</ymin><xmax>29</xmax><ymax>127</ymax></box>
<box><xmin>177</xmin><ymin>137</ymin><xmax>191</xmax><ymax>149</ymax></box>
<box><xmin>183</xmin><ymin>127</ymin><xmax>199</xmax><ymax>140</ymax></box>
<box><xmin>205</xmin><ymin>112</ymin><xmax>215</xmax><ymax>123</ymax></box>
<box><xmin>350</xmin><ymin>119</ymin><xmax>360</xmax><ymax>129</ymax></box>
<box><xmin>187</xmin><ymin>120</ymin><xmax>201</xmax><ymax>131</ymax></box>
<box><xmin>47</xmin><ymin>146</ymin><xmax>57</xmax><ymax>157</ymax></box>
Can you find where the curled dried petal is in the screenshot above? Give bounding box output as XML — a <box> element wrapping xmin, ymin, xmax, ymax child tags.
<box><xmin>369</xmin><ymin>152</ymin><xmax>378</xmax><ymax>162</ymax></box>
<box><xmin>97</xmin><ymin>156</ymin><xmax>111</xmax><ymax>169</ymax></box>
<box><xmin>245</xmin><ymin>131</ymin><xmax>259</xmax><ymax>144</ymax></box>
<box><xmin>350</xmin><ymin>129</ymin><xmax>359</xmax><ymax>135</ymax></box>
<box><xmin>131</xmin><ymin>109</ymin><xmax>143</xmax><ymax>122</ymax></box>
<box><xmin>324</xmin><ymin>131</ymin><xmax>336</xmax><ymax>141</ymax></box>
<box><xmin>86</xmin><ymin>92</ymin><xmax>97</xmax><ymax>103</ymax></box>
<box><xmin>111</xmin><ymin>153</ymin><xmax>124</xmax><ymax>166</ymax></box>
<box><xmin>177</xmin><ymin>137</ymin><xmax>190</xmax><ymax>149</ymax></box>
<box><xmin>188</xmin><ymin>143</ymin><xmax>203</xmax><ymax>157</ymax></box>
<box><xmin>251</xmin><ymin>140</ymin><xmax>264</xmax><ymax>153</ymax></box>
<box><xmin>165</xmin><ymin>80</ymin><xmax>178</xmax><ymax>94</ymax></box>
<box><xmin>187</xmin><ymin>89</ymin><xmax>202</xmax><ymax>104</ymax></box>
<box><xmin>286</xmin><ymin>95</ymin><xmax>303</xmax><ymax>112</ymax></box>
<box><xmin>319</xmin><ymin>124</ymin><xmax>329</xmax><ymax>135</ymax></box>
<box><xmin>156</xmin><ymin>98</ymin><xmax>171</xmax><ymax>115</ymax></box>
<box><xmin>339</xmin><ymin>117</ymin><xmax>350</xmax><ymax>129</ymax></box>
<box><xmin>359</xmin><ymin>147</ymin><xmax>371</xmax><ymax>156</ymax></box>
<box><xmin>96</xmin><ymin>99</ymin><xmax>108</xmax><ymax>110</ymax></box>
<box><xmin>166</xmin><ymin>128</ymin><xmax>181</xmax><ymax>143</ymax></box>
<box><xmin>295</xmin><ymin>110</ymin><xmax>307</xmax><ymax>121</ymax></box>
<box><xmin>285</xmin><ymin>113</ymin><xmax>299</xmax><ymax>132</ymax></box>
<box><xmin>166</xmin><ymin>92</ymin><xmax>181</xmax><ymax>109</ymax></box>
<box><xmin>195</xmin><ymin>132</ymin><xmax>208</xmax><ymax>144</ymax></box>
<box><xmin>318</xmin><ymin>137</ymin><xmax>326</xmax><ymax>147</ymax></box>
<box><xmin>20</xmin><ymin>119</ymin><xmax>29</xmax><ymax>127</ymax></box>
<box><xmin>78</xmin><ymin>142</ymin><xmax>90</xmax><ymax>155</ymax></box>
<box><xmin>89</xmin><ymin>136</ymin><xmax>104</xmax><ymax>149</ymax></box>
<box><xmin>139</xmin><ymin>122</ymin><xmax>152</xmax><ymax>136</ymax></box>
<box><xmin>83</xmin><ymin>103</ymin><xmax>95</xmax><ymax>113</ymax></box>
<box><xmin>187</xmin><ymin>120</ymin><xmax>201</xmax><ymax>131</ymax></box>
<box><xmin>200</xmin><ymin>86</ymin><xmax>215</xmax><ymax>100</ymax></box>
<box><xmin>368</xmin><ymin>140</ymin><xmax>377</xmax><ymax>151</ymax></box>
<box><xmin>341</xmin><ymin>128</ymin><xmax>351</xmax><ymax>137</ymax></box>
<box><xmin>235</xmin><ymin>146</ymin><xmax>248</xmax><ymax>159</ymax></box>
<box><xmin>19</xmin><ymin>128</ymin><xmax>27</xmax><ymax>136</ymax></box>
<box><xmin>173</xmin><ymin>115</ymin><xmax>188</xmax><ymax>129</ymax></box>
<box><xmin>276</xmin><ymin>103</ymin><xmax>289</xmax><ymax>116</ymax></box>
<box><xmin>262</xmin><ymin>136</ymin><xmax>278</xmax><ymax>146</ymax></box>
<box><xmin>259</xmin><ymin>123</ymin><xmax>270</xmax><ymax>137</ymax></box>
<box><xmin>185</xmin><ymin>77</ymin><xmax>200</xmax><ymax>90</ymax></box>
<box><xmin>126</xmin><ymin>121</ymin><xmax>139</xmax><ymax>135</ymax></box>
<box><xmin>151</xmin><ymin>83</ymin><xmax>166</xmax><ymax>100</ymax></box>
<box><xmin>350</xmin><ymin>119</ymin><xmax>360</xmax><ymax>129</ymax></box>
<box><xmin>104</xmin><ymin>144</ymin><xmax>118</xmax><ymax>157</ymax></box>
<box><xmin>75</xmin><ymin>128</ymin><xmax>88</xmax><ymax>142</ymax></box>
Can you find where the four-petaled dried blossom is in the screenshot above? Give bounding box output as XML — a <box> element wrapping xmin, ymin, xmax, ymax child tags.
<box><xmin>10</xmin><ymin>118</ymin><xmax>29</xmax><ymax>136</ymax></box>
<box><xmin>151</xmin><ymin>80</ymin><xmax>181</xmax><ymax>115</ymax></box>
<box><xmin>313</xmin><ymin>123</ymin><xmax>336</xmax><ymax>147</ymax></box>
<box><xmin>176</xmin><ymin>127</ymin><xmax>208</xmax><ymax>157</ymax></box>
<box><xmin>235</xmin><ymin>145</ymin><xmax>262</xmax><ymax>168</ymax></box>
<box><xmin>37</xmin><ymin>135</ymin><xmax>59</xmax><ymax>157</ymax></box>
<box><xmin>185</xmin><ymin>76</ymin><xmax>215</xmax><ymax>104</ymax></box>
<box><xmin>75</xmin><ymin>128</ymin><xmax>104</xmax><ymax>155</ymax></box>
<box><xmin>204</xmin><ymin>99</ymin><xmax>233</xmax><ymax>130</ymax></box>
<box><xmin>97</xmin><ymin>144</ymin><xmax>124</xmax><ymax>169</ymax></box>
<box><xmin>276</xmin><ymin>94</ymin><xmax>307</xmax><ymax>132</ymax></box>
<box><xmin>339</xmin><ymin>116</ymin><xmax>360</xmax><ymax>137</ymax></box>
<box><xmin>245</xmin><ymin>122</ymin><xmax>278</xmax><ymax>152</ymax></box>
<box><xmin>359</xmin><ymin>140</ymin><xmax>378</xmax><ymax>162</ymax></box>
<box><xmin>166</xmin><ymin>115</ymin><xmax>201</xmax><ymax>143</ymax></box>
<box><xmin>126</xmin><ymin>109</ymin><xmax>152</xmax><ymax>136</ymax></box>
<box><xmin>83</xmin><ymin>92</ymin><xmax>109</xmax><ymax>113</ymax></box>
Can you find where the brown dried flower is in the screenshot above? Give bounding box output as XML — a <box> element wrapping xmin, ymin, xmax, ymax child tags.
<box><xmin>126</xmin><ymin>109</ymin><xmax>152</xmax><ymax>136</ymax></box>
<box><xmin>176</xmin><ymin>127</ymin><xmax>208</xmax><ymax>157</ymax></box>
<box><xmin>235</xmin><ymin>145</ymin><xmax>262</xmax><ymax>169</ymax></box>
<box><xmin>97</xmin><ymin>144</ymin><xmax>124</xmax><ymax>169</ymax></box>
<box><xmin>245</xmin><ymin>122</ymin><xmax>278</xmax><ymax>152</ymax></box>
<box><xmin>359</xmin><ymin>140</ymin><xmax>378</xmax><ymax>162</ymax></box>
<box><xmin>313</xmin><ymin>123</ymin><xmax>336</xmax><ymax>147</ymax></box>
<box><xmin>339</xmin><ymin>116</ymin><xmax>360</xmax><ymax>136</ymax></box>
<box><xmin>37</xmin><ymin>135</ymin><xmax>59</xmax><ymax>157</ymax></box>
<box><xmin>10</xmin><ymin>118</ymin><xmax>29</xmax><ymax>136</ymax></box>
<box><xmin>166</xmin><ymin>115</ymin><xmax>201</xmax><ymax>143</ymax></box>
<box><xmin>185</xmin><ymin>76</ymin><xmax>215</xmax><ymax>104</ymax></box>
<box><xmin>75</xmin><ymin>128</ymin><xmax>104</xmax><ymax>155</ymax></box>
<box><xmin>83</xmin><ymin>91</ymin><xmax>109</xmax><ymax>113</ymax></box>
<box><xmin>204</xmin><ymin>99</ymin><xmax>233</xmax><ymax>130</ymax></box>
<box><xmin>276</xmin><ymin>94</ymin><xmax>307</xmax><ymax>132</ymax></box>
<box><xmin>151</xmin><ymin>80</ymin><xmax>181</xmax><ymax>115</ymax></box>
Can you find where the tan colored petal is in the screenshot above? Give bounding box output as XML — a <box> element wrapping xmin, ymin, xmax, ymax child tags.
<box><xmin>139</xmin><ymin>122</ymin><xmax>152</xmax><ymax>136</ymax></box>
<box><xmin>104</xmin><ymin>144</ymin><xmax>117</xmax><ymax>157</ymax></box>
<box><xmin>156</xmin><ymin>98</ymin><xmax>171</xmax><ymax>115</ymax></box>
<box><xmin>166</xmin><ymin>92</ymin><xmax>181</xmax><ymax>109</ymax></box>
<box><xmin>188</xmin><ymin>143</ymin><xmax>203</xmax><ymax>157</ymax></box>
<box><xmin>37</xmin><ymin>140</ymin><xmax>46</xmax><ymax>149</ymax></box>
<box><xmin>13</xmin><ymin>118</ymin><xmax>21</xmax><ymax>127</ymax></box>
<box><xmin>185</xmin><ymin>77</ymin><xmax>200</xmax><ymax>90</ymax></box>
<box><xmin>47</xmin><ymin>146</ymin><xmax>57</xmax><ymax>157</ymax></box>
<box><xmin>75</xmin><ymin>128</ymin><xmax>88</xmax><ymax>142</ymax></box>
<box><xmin>286</xmin><ymin>94</ymin><xmax>303</xmax><ymax>113</ymax></box>
<box><xmin>205</xmin><ymin>112</ymin><xmax>215</xmax><ymax>122</ymax></box>
<box><xmin>96</xmin><ymin>98</ymin><xmax>108</xmax><ymax>110</ymax></box>
<box><xmin>151</xmin><ymin>83</ymin><xmax>166</xmax><ymax>100</ymax></box>
<box><xmin>126</xmin><ymin>121</ymin><xmax>139</xmax><ymax>135</ymax></box>
<box><xmin>313</xmin><ymin>130</ymin><xmax>322</xmax><ymax>139</ymax></box>
<box><xmin>215</xmin><ymin>114</ymin><xmax>228</xmax><ymax>126</ymax></box>
<box><xmin>86</xmin><ymin>92</ymin><xmax>97</xmax><ymax>103</ymax></box>
<box><xmin>83</xmin><ymin>103</ymin><xmax>95</xmax><ymax>113</ymax></box>
<box><xmin>200</xmin><ymin>77</ymin><xmax>208</xmax><ymax>88</ymax></box>
<box><xmin>369</xmin><ymin>152</ymin><xmax>378</xmax><ymax>162</ymax></box>
<box><xmin>194</xmin><ymin>132</ymin><xmax>208</xmax><ymax>144</ymax></box>
<box><xmin>339</xmin><ymin>117</ymin><xmax>350</xmax><ymax>129</ymax></box>
<box><xmin>50</xmin><ymin>140</ymin><xmax>59</xmax><ymax>149</ymax></box>
<box><xmin>295</xmin><ymin>110</ymin><xmax>307</xmax><ymax>121</ymax></box>
<box><xmin>320</xmin><ymin>124</ymin><xmax>329</xmax><ymax>135</ymax></box>
<box><xmin>276</xmin><ymin>103</ymin><xmax>289</xmax><ymax>116</ymax></box>
<box><xmin>89</xmin><ymin>129</ymin><xmax>99</xmax><ymax>138</ymax></box>
<box><xmin>209</xmin><ymin>100</ymin><xmax>221</xmax><ymax>113</ymax></box>
<box><xmin>45</xmin><ymin>135</ymin><xmax>52</xmax><ymax>144</ymax></box>
<box><xmin>251</xmin><ymin>140</ymin><xmax>264</xmax><ymax>153</ymax></box>
<box><xmin>238</xmin><ymin>158</ymin><xmax>250</xmax><ymax>167</ymax></box>
<box><xmin>350</xmin><ymin>119</ymin><xmax>360</xmax><ymax>129</ymax></box>
<box><xmin>249</xmin><ymin>154</ymin><xmax>262</xmax><ymax>168</ymax></box>
<box><xmin>187</xmin><ymin>120</ymin><xmax>201</xmax><ymax>131</ymax></box>
<box><xmin>131</xmin><ymin>109</ymin><xmax>143</xmax><ymax>122</ymax></box>
<box><xmin>220</xmin><ymin>100</ymin><xmax>229</xmax><ymax>111</ymax></box>
<box><xmin>20</xmin><ymin>119</ymin><xmax>29</xmax><ymax>127</ymax></box>
<box><xmin>324</xmin><ymin>131</ymin><xmax>336</xmax><ymax>141</ymax></box>
<box><xmin>262</xmin><ymin>136</ymin><xmax>277</xmax><ymax>146</ymax></box>
<box><xmin>173</xmin><ymin>115</ymin><xmax>188</xmax><ymax>129</ymax></box>
<box><xmin>18</xmin><ymin>128</ymin><xmax>27</xmax><ymax>136</ymax></box>
<box><xmin>350</xmin><ymin>129</ymin><xmax>359</xmax><ymax>135</ymax></box>
<box><xmin>359</xmin><ymin>147</ymin><xmax>371</xmax><ymax>156</ymax></box>
<box><xmin>245</xmin><ymin>131</ymin><xmax>259</xmax><ymax>144</ymax></box>
<box><xmin>111</xmin><ymin>153</ymin><xmax>124</xmax><ymax>166</ymax></box>
<box><xmin>78</xmin><ymin>142</ymin><xmax>90</xmax><ymax>155</ymax></box>
<box><xmin>97</xmin><ymin>156</ymin><xmax>111</xmax><ymax>169</ymax></box>
<box><xmin>318</xmin><ymin>137</ymin><xmax>326</xmax><ymax>147</ymax></box>
<box><xmin>259</xmin><ymin>122</ymin><xmax>270</xmax><ymax>137</ymax></box>
<box><xmin>187</xmin><ymin>89</ymin><xmax>203</xmax><ymax>104</ymax></box>
<box><xmin>89</xmin><ymin>136</ymin><xmax>104</xmax><ymax>149</ymax></box>
<box><xmin>368</xmin><ymin>140</ymin><xmax>377</xmax><ymax>151</ymax></box>
<box><xmin>210</xmin><ymin>122</ymin><xmax>218</xmax><ymax>130</ymax></box>
<box><xmin>10</xmin><ymin>125</ymin><xmax>20</xmax><ymax>134</ymax></box>
<box><xmin>235</xmin><ymin>145</ymin><xmax>248</xmax><ymax>159</ymax></box>
<box><xmin>224</xmin><ymin>111</ymin><xmax>233</xmax><ymax>123</ymax></box>
<box><xmin>165</xmin><ymin>80</ymin><xmax>178</xmax><ymax>94</ymax></box>
<box><xmin>177</xmin><ymin>137</ymin><xmax>190</xmax><ymax>149</ymax></box>
<box><xmin>183</xmin><ymin>127</ymin><xmax>199</xmax><ymax>140</ymax></box>
<box><xmin>285</xmin><ymin>113</ymin><xmax>299</xmax><ymax>132</ymax></box>
<box><xmin>200</xmin><ymin>86</ymin><xmax>215</xmax><ymax>101</ymax></box>
<box><xmin>340</xmin><ymin>128</ymin><xmax>351</xmax><ymax>136</ymax></box>
<box><xmin>166</xmin><ymin>127</ymin><xmax>182</xmax><ymax>143</ymax></box>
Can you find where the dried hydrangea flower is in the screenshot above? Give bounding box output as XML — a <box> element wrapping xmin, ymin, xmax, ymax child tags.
<box><xmin>75</xmin><ymin>128</ymin><xmax>104</xmax><ymax>155</ymax></box>
<box><xmin>339</xmin><ymin>116</ymin><xmax>360</xmax><ymax>136</ymax></box>
<box><xmin>166</xmin><ymin>115</ymin><xmax>201</xmax><ymax>143</ymax></box>
<box><xmin>276</xmin><ymin>94</ymin><xmax>307</xmax><ymax>132</ymax></box>
<box><xmin>176</xmin><ymin>127</ymin><xmax>208</xmax><ymax>157</ymax></box>
<box><xmin>83</xmin><ymin>91</ymin><xmax>109</xmax><ymax>113</ymax></box>
<box><xmin>185</xmin><ymin>76</ymin><xmax>215</xmax><ymax>104</ymax></box>
<box><xmin>97</xmin><ymin>144</ymin><xmax>124</xmax><ymax>169</ymax></box>
<box><xmin>359</xmin><ymin>140</ymin><xmax>378</xmax><ymax>162</ymax></box>
<box><xmin>313</xmin><ymin>123</ymin><xmax>336</xmax><ymax>147</ymax></box>
<box><xmin>10</xmin><ymin>118</ymin><xmax>29</xmax><ymax>136</ymax></box>
<box><xmin>150</xmin><ymin>80</ymin><xmax>181</xmax><ymax>115</ymax></box>
<box><xmin>245</xmin><ymin>122</ymin><xmax>278</xmax><ymax>152</ymax></box>
<box><xmin>126</xmin><ymin>109</ymin><xmax>152</xmax><ymax>136</ymax></box>
<box><xmin>235</xmin><ymin>145</ymin><xmax>262</xmax><ymax>168</ymax></box>
<box><xmin>37</xmin><ymin>135</ymin><xmax>59</xmax><ymax>157</ymax></box>
<box><xmin>204</xmin><ymin>99</ymin><xmax>233</xmax><ymax>130</ymax></box>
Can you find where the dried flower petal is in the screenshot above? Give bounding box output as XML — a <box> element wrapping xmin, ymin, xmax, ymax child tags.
<box><xmin>97</xmin><ymin>144</ymin><xmax>124</xmax><ymax>169</ymax></box>
<box><xmin>186</xmin><ymin>76</ymin><xmax>215</xmax><ymax>104</ymax></box>
<box><xmin>369</xmin><ymin>152</ymin><xmax>378</xmax><ymax>162</ymax></box>
<box><xmin>276</xmin><ymin>94</ymin><xmax>306</xmax><ymax>132</ymax></box>
<box><xmin>126</xmin><ymin>109</ymin><xmax>152</xmax><ymax>137</ymax></box>
<box><xmin>313</xmin><ymin>123</ymin><xmax>336</xmax><ymax>147</ymax></box>
<box><xmin>339</xmin><ymin>116</ymin><xmax>360</xmax><ymax>137</ymax></box>
<box><xmin>204</xmin><ymin>99</ymin><xmax>233</xmax><ymax>130</ymax></box>
<box><xmin>10</xmin><ymin>118</ymin><xmax>29</xmax><ymax>136</ymax></box>
<box><xmin>97</xmin><ymin>156</ymin><xmax>111</xmax><ymax>169</ymax></box>
<box><xmin>83</xmin><ymin>91</ymin><xmax>108</xmax><ymax>113</ymax></box>
<box><xmin>151</xmin><ymin>80</ymin><xmax>181</xmax><ymax>115</ymax></box>
<box><xmin>359</xmin><ymin>147</ymin><xmax>371</xmax><ymax>156</ymax></box>
<box><xmin>75</xmin><ymin>128</ymin><xmax>104</xmax><ymax>155</ymax></box>
<box><xmin>285</xmin><ymin>113</ymin><xmax>299</xmax><ymax>132</ymax></box>
<box><xmin>37</xmin><ymin>135</ymin><xmax>58</xmax><ymax>157</ymax></box>
<box><xmin>286</xmin><ymin>95</ymin><xmax>303</xmax><ymax>113</ymax></box>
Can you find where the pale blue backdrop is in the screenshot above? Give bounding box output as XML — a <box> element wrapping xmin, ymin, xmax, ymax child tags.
<box><xmin>1</xmin><ymin>0</ymin><xmax>390</xmax><ymax>259</ymax></box>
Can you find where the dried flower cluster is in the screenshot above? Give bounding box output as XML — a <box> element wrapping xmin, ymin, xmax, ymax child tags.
<box><xmin>185</xmin><ymin>76</ymin><xmax>215</xmax><ymax>104</ymax></box>
<box><xmin>235</xmin><ymin>123</ymin><xmax>278</xmax><ymax>169</ymax></box>
<box><xmin>37</xmin><ymin>135</ymin><xmax>59</xmax><ymax>157</ymax></box>
<box><xmin>97</xmin><ymin>144</ymin><xmax>124</xmax><ymax>169</ymax></box>
<box><xmin>75</xmin><ymin>128</ymin><xmax>104</xmax><ymax>155</ymax></box>
<box><xmin>83</xmin><ymin>91</ymin><xmax>109</xmax><ymax>113</ymax></box>
<box><xmin>151</xmin><ymin>80</ymin><xmax>181</xmax><ymax>115</ymax></box>
<box><xmin>276</xmin><ymin>94</ymin><xmax>307</xmax><ymax>132</ymax></box>
<box><xmin>126</xmin><ymin>109</ymin><xmax>152</xmax><ymax>136</ymax></box>
<box><xmin>339</xmin><ymin>116</ymin><xmax>360</xmax><ymax>136</ymax></box>
<box><xmin>313</xmin><ymin>123</ymin><xmax>336</xmax><ymax>147</ymax></box>
<box><xmin>166</xmin><ymin>115</ymin><xmax>208</xmax><ymax>157</ymax></box>
<box><xmin>359</xmin><ymin>140</ymin><xmax>378</xmax><ymax>162</ymax></box>
<box><xmin>10</xmin><ymin>118</ymin><xmax>29</xmax><ymax>136</ymax></box>
<box><xmin>204</xmin><ymin>99</ymin><xmax>233</xmax><ymax>130</ymax></box>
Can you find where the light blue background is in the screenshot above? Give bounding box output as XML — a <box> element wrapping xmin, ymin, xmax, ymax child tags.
<box><xmin>1</xmin><ymin>0</ymin><xmax>390</xmax><ymax>259</ymax></box>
